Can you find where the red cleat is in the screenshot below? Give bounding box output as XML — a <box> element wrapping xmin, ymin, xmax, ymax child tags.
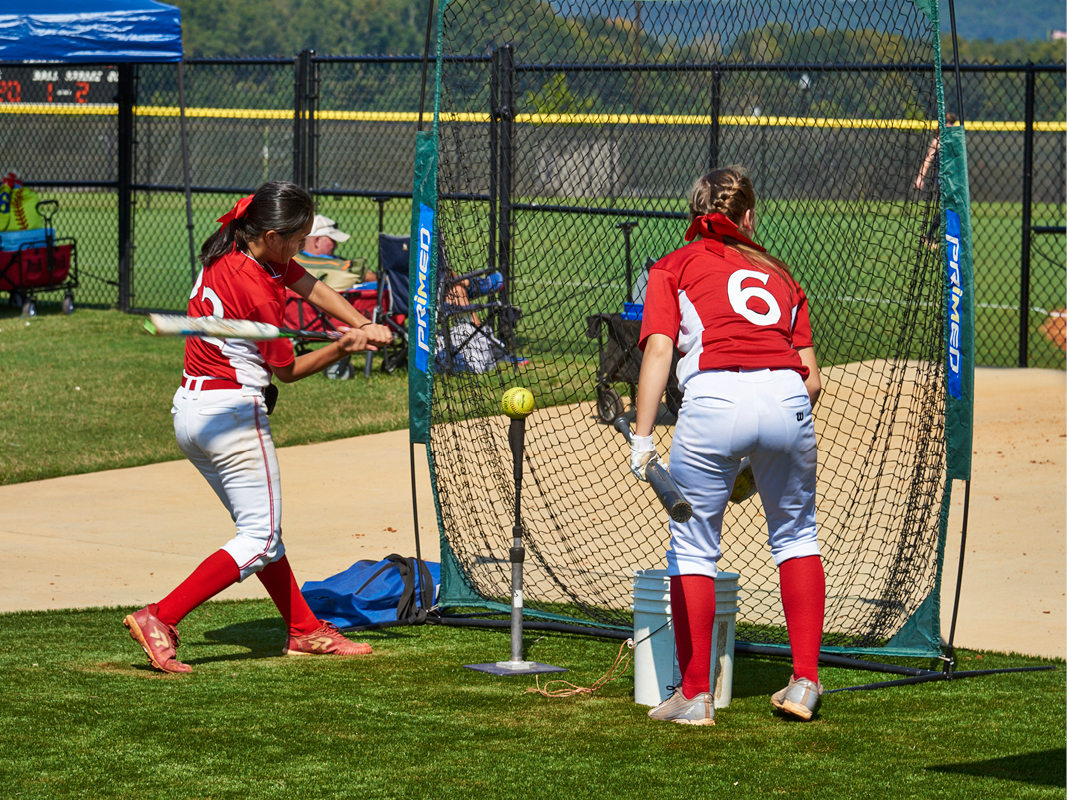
<box><xmin>123</xmin><ymin>605</ymin><xmax>192</xmax><ymax>674</ymax></box>
<box><xmin>284</xmin><ymin>622</ymin><xmax>373</xmax><ymax>657</ymax></box>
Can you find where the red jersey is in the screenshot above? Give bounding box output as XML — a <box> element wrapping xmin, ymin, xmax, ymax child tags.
<box><xmin>183</xmin><ymin>247</ymin><xmax>308</xmax><ymax>387</ymax></box>
<box><xmin>639</xmin><ymin>233</ymin><xmax>813</xmax><ymax>387</ymax></box>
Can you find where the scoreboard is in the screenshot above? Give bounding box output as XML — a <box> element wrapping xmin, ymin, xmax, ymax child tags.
<box><xmin>0</xmin><ymin>66</ymin><xmax>119</xmax><ymax>105</ymax></box>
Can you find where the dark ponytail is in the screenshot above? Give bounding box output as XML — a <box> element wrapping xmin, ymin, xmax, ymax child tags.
<box><xmin>199</xmin><ymin>181</ymin><xmax>315</xmax><ymax>267</ymax></box>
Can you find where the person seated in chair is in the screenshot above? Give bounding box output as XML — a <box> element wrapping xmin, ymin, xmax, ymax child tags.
<box><xmin>293</xmin><ymin>214</ymin><xmax>376</xmax><ymax>286</ymax></box>
<box><xmin>436</xmin><ymin>268</ymin><xmax>527</xmax><ymax>372</ymax></box>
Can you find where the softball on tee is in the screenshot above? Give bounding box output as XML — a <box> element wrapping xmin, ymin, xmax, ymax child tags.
<box><xmin>501</xmin><ymin>386</ymin><xmax>535</xmax><ymax>419</ymax></box>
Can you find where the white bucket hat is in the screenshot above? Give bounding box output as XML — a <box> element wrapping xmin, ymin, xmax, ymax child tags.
<box><xmin>308</xmin><ymin>214</ymin><xmax>351</xmax><ymax>242</ymax></box>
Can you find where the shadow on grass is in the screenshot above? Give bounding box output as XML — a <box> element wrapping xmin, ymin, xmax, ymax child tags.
<box><xmin>730</xmin><ymin>654</ymin><xmax>795</xmax><ymax>700</ymax></box>
<box><xmin>81</xmin><ymin>661</ymin><xmax>191</xmax><ymax>678</ymax></box>
<box><xmin>172</xmin><ymin>617</ymin><xmax>419</xmax><ymax>666</ymax></box>
<box><xmin>927</xmin><ymin>749</ymin><xmax>1067</xmax><ymax>787</ymax></box>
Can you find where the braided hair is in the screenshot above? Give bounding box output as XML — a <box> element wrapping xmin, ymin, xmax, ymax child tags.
<box><xmin>687</xmin><ymin>166</ymin><xmax>794</xmax><ymax>286</ymax></box>
<box><xmin>199</xmin><ymin>181</ymin><xmax>315</xmax><ymax>268</ymax></box>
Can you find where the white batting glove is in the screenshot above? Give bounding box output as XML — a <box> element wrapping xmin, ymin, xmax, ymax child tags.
<box><xmin>629</xmin><ymin>434</ymin><xmax>659</xmax><ymax>482</ymax></box>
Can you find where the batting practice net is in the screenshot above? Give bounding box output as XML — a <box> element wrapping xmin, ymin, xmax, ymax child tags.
<box><xmin>409</xmin><ymin>0</ymin><xmax>975</xmax><ymax>657</ymax></box>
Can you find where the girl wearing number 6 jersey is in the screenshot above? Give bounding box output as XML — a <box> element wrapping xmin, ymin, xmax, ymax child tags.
<box><xmin>631</xmin><ymin>167</ymin><xmax>826</xmax><ymax>724</ymax></box>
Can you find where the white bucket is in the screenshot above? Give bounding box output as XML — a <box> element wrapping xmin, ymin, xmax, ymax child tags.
<box><xmin>632</xmin><ymin>568</ymin><xmax>740</xmax><ymax>709</ymax></box>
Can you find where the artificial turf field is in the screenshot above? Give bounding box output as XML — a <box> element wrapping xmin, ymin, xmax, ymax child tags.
<box><xmin>0</xmin><ymin>599</ymin><xmax>1062</xmax><ymax>799</ymax></box>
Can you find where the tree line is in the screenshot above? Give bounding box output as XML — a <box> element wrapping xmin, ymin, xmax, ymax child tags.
<box><xmin>168</xmin><ymin>0</ymin><xmax>1064</xmax><ymax>65</ymax></box>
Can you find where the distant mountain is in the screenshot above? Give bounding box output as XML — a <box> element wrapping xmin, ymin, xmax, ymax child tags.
<box><xmin>939</xmin><ymin>0</ymin><xmax>1064</xmax><ymax>42</ymax></box>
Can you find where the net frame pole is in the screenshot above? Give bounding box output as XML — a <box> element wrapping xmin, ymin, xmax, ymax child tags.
<box><xmin>920</xmin><ymin>0</ymin><xmax>1047</xmax><ymax>687</ymax></box>
<box><xmin>407</xmin><ymin>0</ymin><xmax>436</xmax><ymax>570</ymax></box>
<box><xmin>497</xmin><ymin>45</ymin><xmax>516</xmax><ymax>349</ymax></box>
<box><xmin>939</xmin><ymin>0</ymin><xmax>974</xmax><ymax>681</ymax></box>
<box><xmin>417</xmin><ymin>1</ymin><xmax>435</xmax><ymax>132</ymax></box>
<box><xmin>943</xmin><ymin>479</ymin><xmax>971</xmax><ymax>677</ymax></box>
<box><xmin>489</xmin><ymin>52</ymin><xmax>499</xmax><ymax>272</ymax></box>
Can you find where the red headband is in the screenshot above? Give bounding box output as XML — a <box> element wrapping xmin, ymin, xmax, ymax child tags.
<box><xmin>216</xmin><ymin>194</ymin><xmax>255</xmax><ymax>228</ymax></box>
<box><xmin>684</xmin><ymin>212</ymin><xmax>766</xmax><ymax>256</ymax></box>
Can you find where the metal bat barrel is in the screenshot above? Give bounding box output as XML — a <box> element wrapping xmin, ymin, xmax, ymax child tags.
<box><xmin>646</xmin><ymin>462</ymin><xmax>693</xmax><ymax>523</ymax></box>
<box><xmin>612</xmin><ymin>416</ymin><xmax>693</xmax><ymax>523</ymax></box>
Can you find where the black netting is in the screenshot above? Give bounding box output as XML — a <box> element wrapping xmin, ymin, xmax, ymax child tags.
<box><xmin>2</xmin><ymin>55</ymin><xmax>1059</xmax><ymax>348</ymax></box>
<box><xmin>429</xmin><ymin>0</ymin><xmax>958</xmax><ymax>651</ymax></box>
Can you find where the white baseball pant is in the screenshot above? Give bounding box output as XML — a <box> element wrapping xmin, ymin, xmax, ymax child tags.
<box><xmin>665</xmin><ymin>368</ymin><xmax>820</xmax><ymax>578</ymax></box>
<box><xmin>172</xmin><ymin>385</ymin><xmax>285</xmax><ymax>581</ymax></box>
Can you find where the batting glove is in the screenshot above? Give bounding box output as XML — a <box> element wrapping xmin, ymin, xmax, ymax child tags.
<box><xmin>629</xmin><ymin>434</ymin><xmax>659</xmax><ymax>482</ymax></box>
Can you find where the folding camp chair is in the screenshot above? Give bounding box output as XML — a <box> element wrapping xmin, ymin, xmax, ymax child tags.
<box><xmin>435</xmin><ymin>262</ymin><xmax>524</xmax><ymax>374</ymax></box>
<box><xmin>362</xmin><ymin>232</ymin><xmax>410</xmax><ymax>376</ymax></box>
<box><xmin>281</xmin><ymin>283</ymin><xmax>378</xmax><ymax>379</ymax></box>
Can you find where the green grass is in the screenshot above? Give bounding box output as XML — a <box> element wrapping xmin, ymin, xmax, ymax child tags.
<box><xmin>0</xmin><ymin>308</ymin><xmax>409</xmax><ymax>485</ymax></box>
<box><xmin>34</xmin><ymin>190</ymin><xmax>413</xmax><ymax>312</ymax></box>
<box><xmin>4</xmin><ymin>194</ymin><xmax>1060</xmax><ymax>484</ymax></box>
<box><xmin>33</xmin><ymin>189</ymin><xmax>1065</xmax><ymax>368</ymax></box>
<box><xmin>0</xmin><ymin>599</ymin><xmax>1062</xmax><ymax>799</ymax></box>
<box><xmin>502</xmin><ymin>198</ymin><xmax>1065</xmax><ymax>369</ymax></box>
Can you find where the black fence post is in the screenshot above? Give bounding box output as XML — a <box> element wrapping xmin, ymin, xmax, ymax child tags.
<box><xmin>373</xmin><ymin>196</ymin><xmax>390</xmax><ymax>234</ymax></box>
<box><xmin>616</xmin><ymin>221</ymin><xmax>638</xmax><ymax>305</ymax></box>
<box><xmin>293</xmin><ymin>49</ymin><xmax>312</xmax><ymax>189</ymax></box>
<box><xmin>306</xmin><ymin>50</ymin><xmax>317</xmax><ymax>191</ymax></box>
<box><xmin>709</xmin><ymin>67</ymin><xmax>720</xmax><ymax>171</ymax></box>
<box><xmin>116</xmin><ymin>64</ymin><xmax>136</xmax><ymax>312</ymax></box>
<box><xmin>1018</xmin><ymin>64</ymin><xmax>1036</xmax><ymax>368</ymax></box>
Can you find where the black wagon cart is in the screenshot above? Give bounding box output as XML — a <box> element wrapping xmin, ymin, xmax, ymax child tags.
<box><xmin>585</xmin><ymin>312</ymin><xmax>683</xmax><ymax>423</ymax></box>
<box><xmin>0</xmin><ymin>200</ymin><xmax>78</xmax><ymax>317</ymax></box>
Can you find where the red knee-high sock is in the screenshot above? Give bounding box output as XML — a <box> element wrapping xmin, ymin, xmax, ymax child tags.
<box><xmin>155</xmin><ymin>549</ymin><xmax>240</xmax><ymax>626</ymax></box>
<box><xmin>256</xmin><ymin>555</ymin><xmax>320</xmax><ymax>635</ymax></box>
<box><xmin>779</xmin><ymin>555</ymin><xmax>825</xmax><ymax>683</ymax></box>
<box><xmin>670</xmin><ymin>574</ymin><xmax>716</xmax><ymax>699</ymax></box>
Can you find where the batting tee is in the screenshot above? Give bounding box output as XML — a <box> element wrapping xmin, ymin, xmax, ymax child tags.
<box><xmin>407</xmin><ymin>0</ymin><xmax>974</xmax><ymax>659</ymax></box>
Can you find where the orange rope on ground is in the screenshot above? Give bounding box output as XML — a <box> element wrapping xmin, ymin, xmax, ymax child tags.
<box><xmin>526</xmin><ymin>638</ymin><xmax>635</xmax><ymax>698</ymax></box>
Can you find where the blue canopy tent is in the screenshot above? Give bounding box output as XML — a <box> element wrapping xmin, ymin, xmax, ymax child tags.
<box><xmin>0</xmin><ymin>0</ymin><xmax>193</xmax><ymax>310</ymax></box>
<box><xmin>0</xmin><ymin>0</ymin><xmax>182</xmax><ymax>63</ymax></box>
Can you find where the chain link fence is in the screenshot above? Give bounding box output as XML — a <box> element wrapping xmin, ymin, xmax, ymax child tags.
<box><xmin>956</xmin><ymin>66</ymin><xmax>1066</xmax><ymax>369</ymax></box>
<box><xmin>0</xmin><ymin>56</ymin><xmax>1062</xmax><ymax>367</ymax></box>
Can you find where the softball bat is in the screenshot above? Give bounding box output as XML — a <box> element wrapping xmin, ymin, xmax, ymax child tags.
<box><xmin>613</xmin><ymin>417</ymin><xmax>693</xmax><ymax>524</ymax></box>
<box><xmin>146</xmin><ymin>314</ymin><xmax>342</xmax><ymax>342</ymax></box>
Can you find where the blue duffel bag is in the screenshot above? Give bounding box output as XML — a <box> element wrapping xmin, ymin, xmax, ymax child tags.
<box><xmin>301</xmin><ymin>554</ymin><xmax>440</xmax><ymax>629</ymax></box>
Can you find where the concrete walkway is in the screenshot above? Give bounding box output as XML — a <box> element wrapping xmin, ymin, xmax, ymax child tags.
<box><xmin>1</xmin><ymin>368</ymin><xmax>1063</xmax><ymax>660</ymax></box>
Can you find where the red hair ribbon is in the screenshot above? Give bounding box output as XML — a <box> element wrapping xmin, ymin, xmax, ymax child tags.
<box><xmin>684</xmin><ymin>212</ymin><xmax>766</xmax><ymax>256</ymax></box>
<box><xmin>216</xmin><ymin>194</ymin><xmax>255</xmax><ymax>228</ymax></box>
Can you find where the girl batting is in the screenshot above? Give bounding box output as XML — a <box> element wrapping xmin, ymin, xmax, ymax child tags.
<box><xmin>631</xmin><ymin>167</ymin><xmax>826</xmax><ymax>724</ymax></box>
<box><xmin>124</xmin><ymin>181</ymin><xmax>392</xmax><ymax>674</ymax></box>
